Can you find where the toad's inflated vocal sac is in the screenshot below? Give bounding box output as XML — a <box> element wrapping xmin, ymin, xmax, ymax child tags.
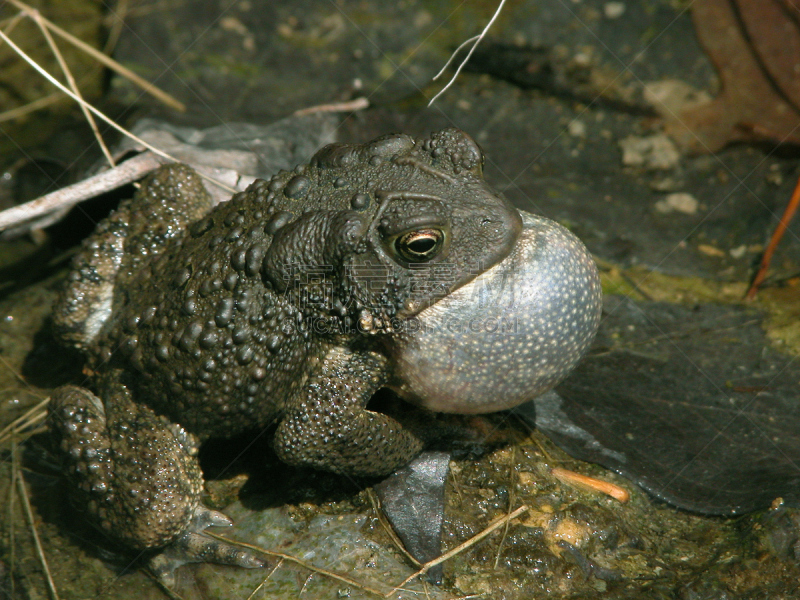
<box><xmin>49</xmin><ymin>128</ymin><xmax>601</xmax><ymax>576</ymax></box>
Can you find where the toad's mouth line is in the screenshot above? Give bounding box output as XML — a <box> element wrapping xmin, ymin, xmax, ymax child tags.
<box><xmin>399</xmin><ymin>239</ymin><xmax>520</xmax><ymax>320</ymax></box>
<box><xmin>393</xmin><ymin>217</ymin><xmax>524</xmax><ymax>319</ymax></box>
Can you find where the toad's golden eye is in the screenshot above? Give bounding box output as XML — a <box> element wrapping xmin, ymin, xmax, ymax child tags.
<box><xmin>393</xmin><ymin>229</ymin><xmax>446</xmax><ymax>263</ymax></box>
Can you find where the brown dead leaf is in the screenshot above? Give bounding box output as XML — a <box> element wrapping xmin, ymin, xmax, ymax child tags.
<box><xmin>664</xmin><ymin>0</ymin><xmax>800</xmax><ymax>153</ymax></box>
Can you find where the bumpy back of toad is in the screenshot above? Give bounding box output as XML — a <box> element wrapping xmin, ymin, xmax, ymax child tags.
<box><xmin>52</xmin><ymin>129</ymin><xmax>525</xmax><ymax>440</ymax></box>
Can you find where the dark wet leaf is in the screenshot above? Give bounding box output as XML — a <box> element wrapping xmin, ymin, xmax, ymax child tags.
<box><xmin>526</xmin><ymin>296</ymin><xmax>800</xmax><ymax>515</ymax></box>
<box><xmin>665</xmin><ymin>0</ymin><xmax>800</xmax><ymax>152</ymax></box>
<box><xmin>375</xmin><ymin>451</ymin><xmax>450</xmax><ymax>584</ymax></box>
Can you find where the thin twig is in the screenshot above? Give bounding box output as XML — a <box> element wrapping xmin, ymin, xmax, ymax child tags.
<box><xmin>0</xmin><ymin>27</ymin><xmax>239</xmax><ymax>209</ymax></box>
<box><xmin>0</xmin><ymin>154</ymin><xmax>244</xmax><ymax>235</ymax></box>
<box><xmin>293</xmin><ymin>97</ymin><xmax>369</xmax><ymax>116</ymax></box>
<box><xmin>551</xmin><ymin>467</ymin><xmax>630</xmax><ymax>503</ymax></box>
<box><xmin>205</xmin><ymin>533</ymin><xmax>391</xmax><ymax>597</ymax></box>
<box><xmin>17</xmin><ymin>473</ymin><xmax>60</xmax><ymax>600</ymax></box>
<box><xmin>366</xmin><ymin>489</ymin><xmax>421</xmax><ymax>567</ymax></box>
<box><xmin>431</xmin><ymin>35</ymin><xmax>480</xmax><ymax>81</ymax></box>
<box><xmin>428</xmin><ymin>0</ymin><xmax>507</xmax><ymax>106</ymax></box>
<box><xmin>449</xmin><ymin>464</ymin><xmax>464</xmax><ymax>506</ymax></box>
<box><xmin>4</xmin><ymin>0</ymin><xmax>185</xmax><ymax>111</ymax></box>
<box><xmin>746</xmin><ymin>172</ymin><xmax>800</xmax><ymax>299</ymax></box>
<box><xmin>103</xmin><ymin>0</ymin><xmax>129</xmax><ymax>55</ymax></box>
<box><xmin>8</xmin><ymin>439</ymin><xmax>18</xmax><ymax>600</ymax></box>
<box><xmin>0</xmin><ymin>152</ymin><xmax>165</xmax><ymax>231</ymax></box>
<box><xmin>0</xmin><ymin>28</ymin><xmax>182</xmax><ymax>162</ymax></box>
<box><xmin>0</xmin><ymin>398</ymin><xmax>48</xmax><ymax>446</ymax></box>
<box><xmin>246</xmin><ymin>558</ymin><xmax>285</xmax><ymax>600</ymax></box>
<box><xmin>0</xmin><ymin>354</ymin><xmax>29</xmax><ymax>388</ymax></box>
<box><xmin>28</xmin><ymin>8</ymin><xmax>115</xmax><ymax>167</ymax></box>
<box><xmin>0</xmin><ymin>92</ymin><xmax>64</xmax><ymax>124</ymax></box>
<box><xmin>143</xmin><ymin>570</ymin><xmax>187</xmax><ymax>599</ymax></box>
<box><xmin>0</xmin><ymin>352</ymin><xmax>49</xmax><ymax>446</ymax></box>
<box><xmin>299</xmin><ymin>571</ymin><xmax>314</xmax><ymax>594</ymax></box>
<box><xmin>387</xmin><ymin>504</ymin><xmax>529</xmax><ymax>596</ymax></box>
<box><xmin>530</xmin><ymin>430</ymin><xmax>555</xmax><ymax>463</ymax></box>
<box><xmin>1</xmin><ymin>9</ymin><xmax>25</xmax><ymax>36</ymax></box>
<box><xmin>492</xmin><ymin>448</ymin><xmax>516</xmax><ymax>569</ymax></box>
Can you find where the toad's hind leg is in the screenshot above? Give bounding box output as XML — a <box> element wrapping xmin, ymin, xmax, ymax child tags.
<box><xmin>48</xmin><ymin>383</ymin><xmax>262</xmax><ymax>583</ymax></box>
<box><xmin>52</xmin><ymin>164</ymin><xmax>213</xmax><ymax>351</ymax></box>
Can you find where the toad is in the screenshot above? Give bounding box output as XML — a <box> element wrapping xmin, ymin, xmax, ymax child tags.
<box><xmin>47</xmin><ymin>128</ymin><xmax>600</xmax><ymax>578</ymax></box>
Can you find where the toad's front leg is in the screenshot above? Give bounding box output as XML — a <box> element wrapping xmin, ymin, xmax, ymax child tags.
<box><xmin>273</xmin><ymin>348</ymin><xmax>425</xmax><ymax>477</ymax></box>
<box><xmin>48</xmin><ymin>380</ymin><xmax>262</xmax><ymax>584</ymax></box>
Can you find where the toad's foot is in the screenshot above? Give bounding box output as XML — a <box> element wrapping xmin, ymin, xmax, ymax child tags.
<box><xmin>148</xmin><ymin>505</ymin><xmax>264</xmax><ymax>586</ymax></box>
<box><xmin>48</xmin><ymin>383</ymin><xmax>262</xmax><ymax>585</ymax></box>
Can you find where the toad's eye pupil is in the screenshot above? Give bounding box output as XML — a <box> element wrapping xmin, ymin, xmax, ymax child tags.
<box><xmin>394</xmin><ymin>229</ymin><xmax>444</xmax><ymax>263</ymax></box>
<box><xmin>408</xmin><ymin>237</ymin><xmax>435</xmax><ymax>253</ymax></box>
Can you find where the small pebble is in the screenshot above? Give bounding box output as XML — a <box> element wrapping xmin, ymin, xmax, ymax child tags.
<box><xmin>567</xmin><ymin>120</ymin><xmax>587</xmax><ymax>138</ymax></box>
<box><xmin>729</xmin><ymin>245</ymin><xmax>747</xmax><ymax>259</ymax></box>
<box><xmin>619</xmin><ymin>134</ymin><xmax>680</xmax><ymax>170</ymax></box>
<box><xmin>698</xmin><ymin>244</ymin><xmax>726</xmax><ymax>258</ymax></box>
<box><xmin>766</xmin><ymin>164</ymin><xmax>784</xmax><ymax>186</ymax></box>
<box><xmin>654</xmin><ymin>192</ymin><xmax>698</xmax><ymax>215</ymax></box>
<box><xmin>649</xmin><ymin>177</ymin><xmax>680</xmax><ymax>192</ymax></box>
<box><xmin>643</xmin><ymin>80</ymin><xmax>712</xmax><ymax>116</ymax></box>
<box><xmin>604</xmin><ymin>2</ymin><xmax>626</xmax><ymax>19</ymax></box>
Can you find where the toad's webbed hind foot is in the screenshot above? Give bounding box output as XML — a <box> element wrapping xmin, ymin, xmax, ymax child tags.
<box><xmin>148</xmin><ymin>505</ymin><xmax>264</xmax><ymax>586</ymax></box>
<box><xmin>48</xmin><ymin>383</ymin><xmax>262</xmax><ymax>586</ymax></box>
